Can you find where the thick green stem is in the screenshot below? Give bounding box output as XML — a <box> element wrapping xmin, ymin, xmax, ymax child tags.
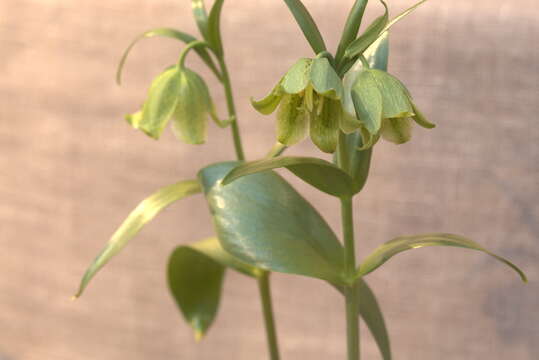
<box><xmin>258</xmin><ymin>271</ymin><xmax>281</xmax><ymax>360</ymax></box>
<box><xmin>217</xmin><ymin>56</ymin><xmax>245</xmax><ymax>161</ymax></box>
<box><xmin>338</xmin><ymin>132</ymin><xmax>360</xmax><ymax>360</ymax></box>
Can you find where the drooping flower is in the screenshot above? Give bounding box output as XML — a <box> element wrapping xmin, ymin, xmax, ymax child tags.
<box><xmin>344</xmin><ymin>66</ymin><xmax>435</xmax><ymax>146</ymax></box>
<box><xmin>251</xmin><ymin>57</ymin><xmax>347</xmax><ymax>153</ymax></box>
<box><xmin>126</xmin><ymin>66</ymin><xmax>229</xmax><ymax>144</ymax></box>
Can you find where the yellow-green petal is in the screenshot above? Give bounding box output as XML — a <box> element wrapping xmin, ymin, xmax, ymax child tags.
<box><xmin>282</xmin><ymin>58</ymin><xmax>312</xmax><ymax>94</ymax></box>
<box><xmin>380</xmin><ymin>118</ymin><xmax>413</xmax><ymax>144</ymax></box>
<box><xmin>251</xmin><ymin>81</ymin><xmax>283</xmax><ymax>115</ymax></box>
<box><xmin>310</xmin><ymin>99</ymin><xmax>341</xmax><ymax>153</ymax></box>
<box><xmin>411</xmin><ymin>102</ymin><xmax>436</xmax><ymax>129</ymax></box>
<box><xmin>277</xmin><ymin>94</ymin><xmax>308</xmax><ymax>146</ymax></box>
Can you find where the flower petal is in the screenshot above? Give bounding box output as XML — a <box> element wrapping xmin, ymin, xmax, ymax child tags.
<box><xmin>411</xmin><ymin>102</ymin><xmax>436</xmax><ymax>129</ymax></box>
<box><xmin>310</xmin><ymin>98</ymin><xmax>341</xmax><ymax>153</ymax></box>
<box><xmin>172</xmin><ymin>70</ymin><xmax>208</xmax><ymax>144</ymax></box>
<box><xmin>371</xmin><ymin>70</ymin><xmax>414</xmax><ymax>119</ymax></box>
<box><xmin>310</xmin><ymin>57</ymin><xmax>344</xmax><ymax>100</ymax></box>
<box><xmin>277</xmin><ymin>94</ymin><xmax>309</xmax><ymax>146</ymax></box>
<box><xmin>351</xmin><ymin>70</ymin><xmax>383</xmax><ymax>134</ymax></box>
<box><xmin>380</xmin><ymin>118</ymin><xmax>413</xmax><ymax>144</ymax></box>
<box><xmin>282</xmin><ymin>58</ymin><xmax>312</xmax><ymax>94</ymax></box>
<box><xmin>251</xmin><ymin>81</ymin><xmax>283</xmax><ymax>115</ymax></box>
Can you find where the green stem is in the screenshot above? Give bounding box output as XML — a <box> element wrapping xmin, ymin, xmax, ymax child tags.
<box><xmin>338</xmin><ymin>132</ymin><xmax>360</xmax><ymax>360</ymax></box>
<box><xmin>258</xmin><ymin>271</ymin><xmax>281</xmax><ymax>360</ymax></box>
<box><xmin>177</xmin><ymin>40</ymin><xmax>211</xmax><ymax>69</ymax></box>
<box><xmin>217</xmin><ymin>56</ymin><xmax>245</xmax><ymax>161</ymax></box>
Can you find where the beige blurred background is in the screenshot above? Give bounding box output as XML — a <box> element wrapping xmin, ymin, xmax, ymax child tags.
<box><xmin>1</xmin><ymin>0</ymin><xmax>538</xmax><ymax>359</ymax></box>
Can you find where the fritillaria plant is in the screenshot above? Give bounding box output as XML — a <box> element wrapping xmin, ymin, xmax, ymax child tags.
<box><xmin>75</xmin><ymin>1</ymin><xmax>527</xmax><ymax>359</ymax></box>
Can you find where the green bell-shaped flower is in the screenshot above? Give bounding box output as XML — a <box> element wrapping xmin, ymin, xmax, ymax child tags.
<box><xmin>251</xmin><ymin>57</ymin><xmax>346</xmax><ymax>153</ymax></box>
<box><xmin>346</xmin><ymin>68</ymin><xmax>435</xmax><ymax>145</ymax></box>
<box><xmin>126</xmin><ymin>66</ymin><xmax>230</xmax><ymax>144</ymax></box>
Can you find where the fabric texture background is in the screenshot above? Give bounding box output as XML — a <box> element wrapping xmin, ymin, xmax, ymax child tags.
<box><xmin>1</xmin><ymin>0</ymin><xmax>537</xmax><ymax>359</ymax></box>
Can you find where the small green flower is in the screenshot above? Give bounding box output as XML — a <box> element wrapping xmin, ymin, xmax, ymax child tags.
<box><xmin>126</xmin><ymin>66</ymin><xmax>230</xmax><ymax>144</ymax></box>
<box><xmin>346</xmin><ymin>68</ymin><xmax>435</xmax><ymax>145</ymax></box>
<box><xmin>251</xmin><ymin>57</ymin><xmax>346</xmax><ymax>153</ymax></box>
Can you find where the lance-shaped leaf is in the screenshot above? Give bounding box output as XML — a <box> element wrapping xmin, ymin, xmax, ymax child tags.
<box><xmin>283</xmin><ymin>0</ymin><xmax>327</xmax><ymax>54</ymax></box>
<box><xmin>222</xmin><ymin>156</ymin><xmax>355</xmax><ymax>197</ymax></box>
<box><xmin>116</xmin><ymin>28</ymin><xmax>220</xmax><ymax>84</ymax></box>
<box><xmin>334</xmin><ymin>279</ymin><xmax>392</xmax><ymax>360</ymax></box>
<box><xmin>344</xmin><ymin>0</ymin><xmax>388</xmax><ymax>59</ymax></box>
<box><xmin>356</xmin><ymin>233</ymin><xmax>528</xmax><ymax>282</ymax></box>
<box><xmin>207</xmin><ymin>0</ymin><xmax>225</xmax><ymax>56</ymax></box>
<box><xmin>168</xmin><ymin>237</ymin><xmax>260</xmax><ymax>340</ymax></box>
<box><xmin>198</xmin><ymin>162</ymin><xmax>345</xmax><ymax>284</ymax></box>
<box><xmin>335</xmin><ymin>0</ymin><xmax>369</xmax><ymax>64</ymax></box>
<box><xmin>74</xmin><ymin>180</ymin><xmax>202</xmax><ymax>298</ymax></box>
<box><xmin>380</xmin><ymin>0</ymin><xmax>429</xmax><ymax>36</ymax></box>
<box><xmin>192</xmin><ymin>0</ymin><xmax>209</xmax><ymax>40</ymax></box>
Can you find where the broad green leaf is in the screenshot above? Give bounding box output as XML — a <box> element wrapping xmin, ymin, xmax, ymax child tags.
<box><xmin>168</xmin><ymin>237</ymin><xmax>261</xmax><ymax>339</ymax></box>
<box><xmin>139</xmin><ymin>67</ymin><xmax>181</xmax><ymax>139</ymax></box>
<box><xmin>333</xmin><ymin>279</ymin><xmax>391</xmax><ymax>360</ymax></box>
<box><xmin>335</xmin><ymin>0</ymin><xmax>369</xmax><ymax>64</ymax></box>
<box><xmin>222</xmin><ymin>156</ymin><xmax>355</xmax><ymax>197</ymax></box>
<box><xmin>344</xmin><ymin>0</ymin><xmax>388</xmax><ymax>59</ymax></box>
<box><xmin>199</xmin><ymin>162</ymin><xmax>345</xmax><ymax>284</ymax></box>
<box><xmin>356</xmin><ymin>233</ymin><xmax>528</xmax><ymax>282</ymax></box>
<box><xmin>115</xmin><ymin>28</ymin><xmax>220</xmax><ymax>85</ymax></box>
<box><xmin>207</xmin><ymin>0</ymin><xmax>225</xmax><ymax>56</ymax></box>
<box><xmin>283</xmin><ymin>0</ymin><xmax>327</xmax><ymax>54</ymax></box>
<box><xmin>168</xmin><ymin>244</ymin><xmax>225</xmax><ymax>340</ymax></box>
<box><xmin>74</xmin><ymin>180</ymin><xmax>202</xmax><ymax>298</ymax></box>
<box><xmin>192</xmin><ymin>0</ymin><xmax>209</xmax><ymax>40</ymax></box>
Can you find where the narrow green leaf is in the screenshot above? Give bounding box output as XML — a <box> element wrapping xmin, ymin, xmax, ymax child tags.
<box><xmin>344</xmin><ymin>0</ymin><xmax>388</xmax><ymax>59</ymax></box>
<box><xmin>333</xmin><ymin>279</ymin><xmax>391</xmax><ymax>360</ymax></box>
<box><xmin>207</xmin><ymin>0</ymin><xmax>225</xmax><ymax>56</ymax></box>
<box><xmin>192</xmin><ymin>0</ymin><xmax>209</xmax><ymax>40</ymax></box>
<box><xmin>335</xmin><ymin>0</ymin><xmax>369</xmax><ymax>64</ymax></box>
<box><xmin>74</xmin><ymin>180</ymin><xmax>202</xmax><ymax>298</ymax></box>
<box><xmin>357</xmin><ymin>279</ymin><xmax>391</xmax><ymax>360</ymax></box>
<box><xmin>381</xmin><ymin>0</ymin><xmax>429</xmax><ymax>34</ymax></box>
<box><xmin>222</xmin><ymin>156</ymin><xmax>355</xmax><ymax>197</ymax></box>
<box><xmin>199</xmin><ymin>162</ymin><xmax>345</xmax><ymax>284</ymax></box>
<box><xmin>168</xmin><ymin>244</ymin><xmax>225</xmax><ymax>340</ymax></box>
<box><xmin>168</xmin><ymin>237</ymin><xmax>261</xmax><ymax>339</ymax></box>
<box><xmin>357</xmin><ymin>233</ymin><xmax>528</xmax><ymax>282</ymax></box>
<box><xmin>282</xmin><ymin>0</ymin><xmax>327</xmax><ymax>54</ymax></box>
<box><xmin>115</xmin><ymin>28</ymin><xmax>220</xmax><ymax>85</ymax></box>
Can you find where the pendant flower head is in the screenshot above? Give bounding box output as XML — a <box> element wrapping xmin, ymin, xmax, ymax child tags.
<box><xmin>251</xmin><ymin>57</ymin><xmax>346</xmax><ymax>153</ymax></box>
<box><xmin>126</xmin><ymin>66</ymin><xmax>230</xmax><ymax>144</ymax></box>
<box><xmin>345</xmin><ymin>67</ymin><xmax>435</xmax><ymax>146</ymax></box>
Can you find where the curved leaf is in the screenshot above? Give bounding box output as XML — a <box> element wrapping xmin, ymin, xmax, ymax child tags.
<box><xmin>167</xmin><ymin>237</ymin><xmax>261</xmax><ymax>339</ymax></box>
<box><xmin>356</xmin><ymin>233</ymin><xmax>528</xmax><ymax>282</ymax></box>
<box><xmin>207</xmin><ymin>0</ymin><xmax>225</xmax><ymax>56</ymax></box>
<box><xmin>283</xmin><ymin>0</ymin><xmax>327</xmax><ymax>54</ymax></box>
<box><xmin>199</xmin><ymin>162</ymin><xmax>345</xmax><ymax>284</ymax></box>
<box><xmin>74</xmin><ymin>180</ymin><xmax>202</xmax><ymax>298</ymax></box>
<box><xmin>115</xmin><ymin>28</ymin><xmax>221</xmax><ymax>85</ymax></box>
<box><xmin>381</xmin><ymin>0</ymin><xmax>429</xmax><ymax>35</ymax></box>
<box><xmin>192</xmin><ymin>0</ymin><xmax>209</xmax><ymax>40</ymax></box>
<box><xmin>222</xmin><ymin>156</ymin><xmax>355</xmax><ymax>197</ymax></box>
<box><xmin>344</xmin><ymin>0</ymin><xmax>388</xmax><ymax>59</ymax></box>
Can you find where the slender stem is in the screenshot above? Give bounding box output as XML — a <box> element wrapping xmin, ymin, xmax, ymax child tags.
<box><xmin>338</xmin><ymin>132</ymin><xmax>360</xmax><ymax>360</ymax></box>
<box><xmin>177</xmin><ymin>40</ymin><xmax>211</xmax><ymax>69</ymax></box>
<box><xmin>217</xmin><ymin>56</ymin><xmax>245</xmax><ymax>161</ymax></box>
<box><xmin>258</xmin><ymin>271</ymin><xmax>281</xmax><ymax>360</ymax></box>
